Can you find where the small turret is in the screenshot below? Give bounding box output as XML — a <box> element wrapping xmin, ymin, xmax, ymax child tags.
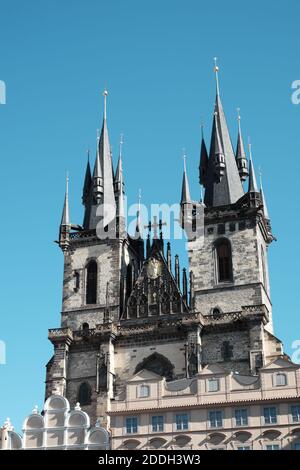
<box><xmin>175</xmin><ymin>255</ymin><xmax>180</xmax><ymax>290</ymax></box>
<box><xmin>180</xmin><ymin>153</ymin><xmax>193</xmax><ymax>231</ymax></box>
<box><xmin>199</xmin><ymin>125</ymin><xmax>208</xmax><ymax>187</ymax></box>
<box><xmin>247</xmin><ymin>141</ymin><xmax>261</xmax><ymax>209</ymax></box>
<box><xmin>82</xmin><ymin>150</ymin><xmax>92</xmax><ymax>206</ymax></box>
<box><xmin>182</xmin><ymin>268</ymin><xmax>188</xmax><ymax>302</ymax></box>
<box><xmin>166</xmin><ymin>242</ymin><xmax>172</xmax><ymax>272</ymax></box>
<box><xmin>59</xmin><ymin>175</ymin><xmax>71</xmax><ymax>251</ymax></box>
<box><xmin>115</xmin><ymin>134</ymin><xmax>126</xmax><ymax>237</ymax></box>
<box><xmin>235</xmin><ymin>109</ymin><xmax>249</xmax><ymax>181</ymax></box>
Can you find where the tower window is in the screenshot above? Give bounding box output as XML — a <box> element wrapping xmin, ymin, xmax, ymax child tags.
<box><xmin>86</xmin><ymin>260</ymin><xmax>97</xmax><ymax>304</ymax></box>
<box><xmin>78</xmin><ymin>382</ymin><xmax>91</xmax><ymax>406</ymax></box>
<box><xmin>74</xmin><ymin>271</ymin><xmax>80</xmax><ymax>292</ymax></box>
<box><xmin>215</xmin><ymin>239</ymin><xmax>232</xmax><ymax>283</ymax></box>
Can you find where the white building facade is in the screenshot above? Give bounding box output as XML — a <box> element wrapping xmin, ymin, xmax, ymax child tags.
<box><xmin>0</xmin><ymin>395</ymin><xmax>109</xmax><ymax>450</ymax></box>
<box><xmin>108</xmin><ymin>358</ymin><xmax>300</xmax><ymax>450</ymax></box>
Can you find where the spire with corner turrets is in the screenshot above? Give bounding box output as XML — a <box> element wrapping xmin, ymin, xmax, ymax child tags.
<box><xmin>86</xmin><ymin>90</ymin><xmax>116</xmax><ymax>230</ymax></box>
<box><xmin>204</xmin><ymin>59</ymin><xmax>244</xmax><ymax>207</ymax></box>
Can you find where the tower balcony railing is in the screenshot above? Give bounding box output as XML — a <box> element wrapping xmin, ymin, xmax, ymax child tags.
<box><xmin>69</xmin><ymin>229</ymin><xmax>96</xmax><ymax>240</ymax></box>
<box><xmin>201</xmin><ymin>304</ymin><xmax>269</xmax><ymax>326</ymax></box>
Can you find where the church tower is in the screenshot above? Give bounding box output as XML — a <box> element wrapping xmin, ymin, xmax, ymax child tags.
<box><xmin>181</xmin><ymin>61</ymin><xmax>282</xmax><ymax>375</ymax></box>
<box><xmin>46</xmin><ymin>72</ymin><xmax>286</xmax><ymax>427</ymax></box>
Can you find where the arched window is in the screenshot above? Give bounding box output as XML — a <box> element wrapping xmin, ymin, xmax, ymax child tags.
<box><xmin>78</xmin><ymin>382</ymin><xmax>92</xmax><ymax>406</ymax></box>
<box><xmin>215</xmin><ymin>239</ymin><xmax>232</xmax><ymax>283</ymax></box>
<box><xmin>82</xmin><ymin>323</ymin><xmax>89</xmax><ymax>336</ymax></box>
<box><xmin>86</xmin><ymin>260</ymin><xmax>97</xmax><ymax>304</ymax></box>
<box><xmin>275</xmin><ymin>373</ymin><xmax>287</xmax><ymax>387</ymax></box>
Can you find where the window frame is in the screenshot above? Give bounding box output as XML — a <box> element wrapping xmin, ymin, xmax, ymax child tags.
<box><xmin>291</xmin><ymin>405</ymin><xmax>300</xmax><ymax>423</ymax></box>
<box><xmin>139</xmin><ymin>384</ymin><xmax>150</xmax><ymax>398</ymax></box>
<box><xmin>274</xmin><ymin>373</ymin><xmax>287</xmax><ymax>387</ymax></box>
<box><xmin>234</xmin><ymin>409</ymin><xmax>248</xmax><ymax>427</ymax></box>
<box><xmin>214</xmin><ymin>238</ymin><xmax>233</xmax><ymax>284</ymax></box>
<box><xmin>263</xmin><ymin>406</ymin><xmax>277</xmax><ymax>425</ymax></box>
<box><xmin>209</xmin><ymin>410</ymin><xmax>223</xmax><ymax>429</ymax></box>
<box><xmin>207</xmin><ymin>378</ymin><xmax>220</xmax><ymax>393</ymax></box>
<box><xmin>78</xmin><ymin>381</ymin><xmax>92</xmax><ymax>406</ymax></box>
<box><xmin>151</xmin><ymin>415</ymin><xmax>164</xmax><ymax>433</ymax></box>
<box><xmin>265</xmin><ymin>444</ymin><xmax>280</xmax><ymax>451</ymax></box>
<box><xmin>85</xmin><ymin>259</ymin><xmax>98</xmax><ymax>305</ymax></box>
<box><xmin>125</xmin><ymin>416</ymin><xmax>138</xmax><ymax>435</ymax></box>
<box><xmin>175</xmin><ymin>413</ymin><xmax>189</xmax><ymax>431</ymax></box>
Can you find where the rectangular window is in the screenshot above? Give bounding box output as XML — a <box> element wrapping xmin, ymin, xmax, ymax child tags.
<box><xmin>208</xmin><ymin>378</ymin><xmax>219</xmax><ymax>392</ymax></box>
<box><xmin>237</xmin><ymin>446</ymin><xmax>251</xmax><ymax>450</ymax></box>
<box><xmin>125</xmin><ymin>417</ymin><xmax>138</xmax><ymax>434</ymax></box>
<box><xmin>139</xmin><ymin>385</ymin><xmax>149</xmax><ymax>398</ymax></box>
<box><xmin>294</xmin><ymin>443</ymin><xmax>300</xmax><ymax>450</ymax></box>
<box><xmin>152</xmin><ymin>415</ymin><xmax>164</xmax><ymax>432</ymax></box>
<box><xmin>266</xmin><ymin>444</ymin><xmax>280</xmax><ymax>450</ymax></box>
<box><xmin>209</xmin><ymin>410</ymin><xmax>223</xmax><ymax>428</ymax></box>
<box><xmin>235</xmin><ymin>409</ymin><xmax>248</xmax><ymax>426</ymax></box>
<box><xmin>263</xmin><ymin>407</ymin><xmax>277</xmax><ymax>424</ymax></box>
<box><xmin>291</xmin><ymin>405</ymin><xmax>300</xmax><ymax>422</ymax></box>
<box><xmin>175</xmin><ymin>414</ymin><xmax>189</xmax><ymax>431</ymax></box>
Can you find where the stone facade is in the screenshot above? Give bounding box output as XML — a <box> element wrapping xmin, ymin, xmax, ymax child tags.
<box><xmin>44</xmin><ymin>78</ymin><xmax>293</xmax><ymax>450</ymax></box>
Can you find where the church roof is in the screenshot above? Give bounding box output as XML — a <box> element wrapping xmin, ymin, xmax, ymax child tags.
<box><xmin>204</xmin><ymin>93</ymin><xmax>244</xmax><ymax>207</ymax></box>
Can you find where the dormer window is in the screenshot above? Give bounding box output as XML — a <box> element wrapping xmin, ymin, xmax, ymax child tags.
<box><xmin>139</xmin><ymin>384</ymin><xmax>150</xmax><ymax>398</ymax></box>
<box><xmin>208</xmin><ymin>378</ymin><xmax>220</xmax><ymax>392</ymax></box>
<box><xmin>275</xmin><ymin>373</ymin><xmax>287</xmax><ymax>387</ymax></box>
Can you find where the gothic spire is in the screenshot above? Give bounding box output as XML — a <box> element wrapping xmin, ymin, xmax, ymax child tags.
<box><xmin>181</xmin><ymin>153</ymin><xmax>192</xmax><ymax>204</ymax></box>
<box><xmin>248</xmin><ymin>141</ymin><xmax>259</xmax><ymax>193</ymax></box>
<box><xmin>199</xmin><ymin>124</ymin><xmax>208</xmax><ymax>187</ymax></box>
<box><xmin>115</xmin><ymin>134</ymin><xmax>124</xmax><ymax>194</ymax></box>
<box><xmin>115</xmin><ymin>135</ymin><xmax>125</xmax><ymax>236</ymax></box>
<box><xmin>260</xmin><ymin>171</ymin><xmax>270</xmax><ymax>220</ymax></box>
<box><xmin>61</xmin><ymin>173</ymin><xmax>70</xmax><ymax>226</ymax></box>
<box><xmin>98</xmin><ymin>90</ymin><xmax>116</xmax><ymax>210</ymax></box>
<box><xmin>204</xmin><ymin>60</ymin><xmax>244</xmax><ymax>207</ymax></box>
<box><xmin>82</xmin><ymin>150</ymin><xmax>92</xmax><ymax>206</ymax></box>
<box><xmin>134</xmin><ymin>189</ymin><xmax>142</xmax><ymax>239</ymax></box>
<box><xmin>59</xmin><ymin>174</ymin><xmax>71</xmax><ymax>251</ymax></box>
<box><xmin>86</xmin><ymin>90</ymin><xmax>116</xmax><ymax>230</ymax></box>
<box><xmin>235</xmin><ymin>108</ymin><xmax>249</xmax><ymax>181</ymax></box>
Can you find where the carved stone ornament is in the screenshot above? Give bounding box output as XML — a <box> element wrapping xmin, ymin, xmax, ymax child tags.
<box><xmin>146</xmin><ymin>257</ymin><xmax>162</xmax><ymax>280</ymax></box>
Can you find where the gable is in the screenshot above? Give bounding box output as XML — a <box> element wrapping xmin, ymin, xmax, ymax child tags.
<box><xmin>198</xmin><ymin>363</ymin><xmax>227</xmax><ymax>376</ymax></box>
<box><xmin>128</xmin><ymin>368</ymin><xmax>163</xmax><ymax>382</ymax></box>
<box><xmin>125</xmin><ymin>240</ymin><xmax>188</xmax><ymax>319</ymax></box>
<box><xmin>261</xmin><ymin>357</ymin><xmax>299</xmax><ymax>371</ymax></box>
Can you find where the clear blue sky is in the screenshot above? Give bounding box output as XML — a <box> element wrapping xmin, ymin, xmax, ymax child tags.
<box><xmin>0</xmin><ymin>0</ymin><xmax>299</xmax><ymax>432</ymax></box>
